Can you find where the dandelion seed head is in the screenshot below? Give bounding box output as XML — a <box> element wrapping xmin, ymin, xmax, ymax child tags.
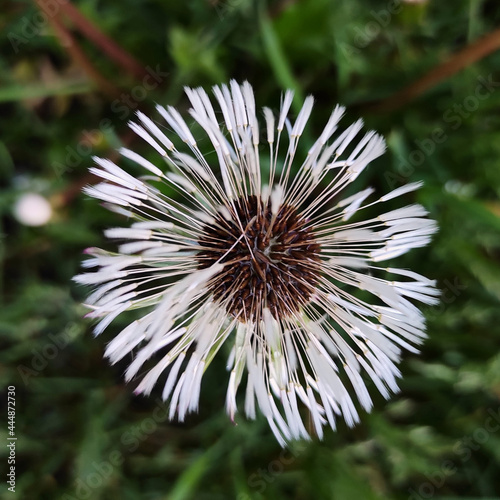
<box><xmin>75</xmin><ymin>80</ymin><xmax>438</xmax><ymax>446</ymax></box>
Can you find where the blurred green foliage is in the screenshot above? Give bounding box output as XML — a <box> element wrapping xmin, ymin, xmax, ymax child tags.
<box><xmin>1</xmin><ymin>0</ymin><xmax>500</xmax><ymax>499</ymax></box>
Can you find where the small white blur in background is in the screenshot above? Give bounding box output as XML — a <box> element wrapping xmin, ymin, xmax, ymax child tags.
<box><xmin>13</xmin><ymin>193</ymin><xmax>53</xmax><ymax>227</ymax></box>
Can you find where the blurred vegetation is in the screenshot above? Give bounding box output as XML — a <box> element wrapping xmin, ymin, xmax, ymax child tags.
<box><xmin>1</xmin><ymin>0</ymin><xmax>500</xmax><ymax>499</ymax></box>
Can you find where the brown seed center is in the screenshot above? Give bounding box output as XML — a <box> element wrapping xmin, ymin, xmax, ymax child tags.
<box><xmin>197</xmin><ymin>195</ymin><xmax>321</xmax><ymax>322</ymax></box>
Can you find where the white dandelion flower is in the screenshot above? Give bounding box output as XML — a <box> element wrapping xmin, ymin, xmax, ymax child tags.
<box><xmin>75</xmin><ymin>80</ymin><xmax>438</xmax><ymax>446</ymax></box>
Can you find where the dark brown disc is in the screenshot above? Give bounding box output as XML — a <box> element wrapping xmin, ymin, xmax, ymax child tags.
<box><xmin>197</xmin><ymin>195</ymin><xmax>321</xmax><ymax>322</ymax></box>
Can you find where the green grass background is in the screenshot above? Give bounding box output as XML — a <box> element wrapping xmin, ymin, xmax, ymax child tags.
<box><xmin>2</xmin><ymin>0</ymin><xmax>500</xmax><ymax>499</ymax></box>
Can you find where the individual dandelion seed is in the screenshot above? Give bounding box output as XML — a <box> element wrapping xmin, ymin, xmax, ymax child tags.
<box><xmin>74</xmin><ymin>80</ymin><xmax>438</xmax><ymax>446</ymax></box>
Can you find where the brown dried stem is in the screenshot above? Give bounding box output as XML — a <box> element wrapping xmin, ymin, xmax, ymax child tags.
<box><xmin>363</xmin><ymin>26</ymin><xmax>500</xmax><ymax>113</ymax></box>
<box><xmin>33</xmin><ymin>0</ymin><xmax>120</xmax><ymax>98</ymax></box>
<box><xmin>56</xmin><ymin>1</ymin><xmax>149</xmax><ymax>82</ymax></box>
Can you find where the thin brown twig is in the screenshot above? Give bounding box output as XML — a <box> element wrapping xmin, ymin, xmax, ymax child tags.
<box><xmin>361</xmin><ymin>26</ymin><xmax>500</xmax><ymax>114</ymax></box>
<box><xmin>56</xmin><ymin>1</ymin><xmax>149</xmax><ymax>82</ymax></box>
<box><xmin>34</xmin><ymin>0</ymin><xmax>120</xmax><ymax>98</ymax></box>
